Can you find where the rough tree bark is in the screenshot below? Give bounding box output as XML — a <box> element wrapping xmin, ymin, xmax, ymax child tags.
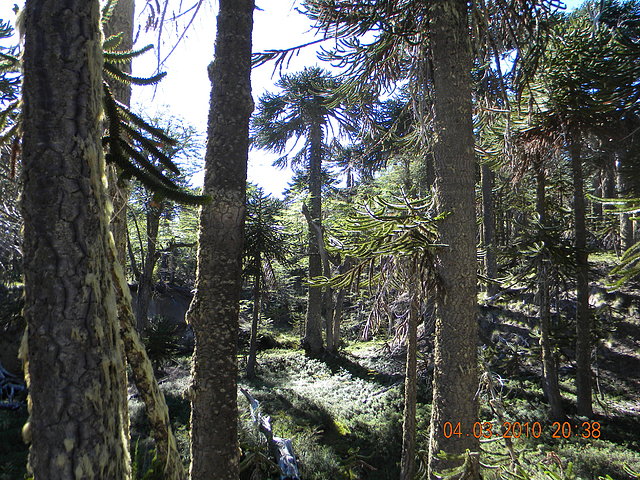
<box><xmin>428</xmin><ymin>0</ymin><xmax>480</xmax><ymax>477</ymax></box>
<box><xmin>303</xmin><ymin>121</ymin><xmax>325</xmax><ymax>353</ymax></box>
<box><xmin>569</xmin><ymin>139</ymin><xmax>593</xmax><ymax>418</ymax></box>
<box><xmin>400</xmin><ymin>285</ymin><xmax>419</xmax><ymax>480</ymax></box>
<box><xmin>21</xmin><ymin>0</ymin><xmax>130</xmax><ymax>478</ymax></box>
<box><xmin>186</xmin><ymin>1</ymin><xmax>254</xmax><ymax>478</ymax></box>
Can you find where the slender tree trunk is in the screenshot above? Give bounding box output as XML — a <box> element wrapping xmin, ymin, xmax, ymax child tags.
<box><xmin>247</xmin><ymin>264</ymin><xmax>261</xmax><ymax>378</ymax></box>
<box><xmin>330</xmin><ymin>288</ymin><xmax>346</xmax><ymax>351</ymax></box>
<box><xmin>21</xmin><ymin>1</ymin><xmax>130</xmax><ymax>478</ymax></box>
<box><xmin>136</xmin><ymin>203</ymin><xmax>162</xmax><ymax>331</ymax></box>
<box><xmin>569</xmin><ymin>139</ymin><xmax>593</xmax><ymax>418</ymax></box>
<box><xmin>103</xmin><ymin>0</ymin><xmax>135</xmax><ymax>452</ymax></box>
<box><xmin>303</xmin><ymin>122</ymin><xmax>325</xmax><ymax>353</ymax></box>
<box><xmin>428</xmin><ymin>0</ymin><xmax>479</xmax><ymax>477</ymax></box>
<box><xmin>617</xmin><ymin>159</ymin><xmax>633</xmax><ymax>252</ymax></box>
<box><xmin>322</xmin><ymin>253</ymin><xmax>335</xmax><ymax>351</ymax></box>
<box><xmin>104</xmin><ymin>0</ymin><xmax>134</xmax><ymax>267</ymax></box>
<box><xmin>186</xmin><ymin>1</ymin><xmax>254</xmax><ymax>478</ymax></box>
<box><xmin>400</xmin><ymin>286</ymin><xmax>419</xmax><ymax>480</ymax></box>
<box><xmin>602</xmin><ymin>156</ymin><xmax>616</xmax><ymax>200</ymax></box>
<box><xmin>110</xmin><ymin>251</ymin><xmax>186</xmax><ymax>480</ymax></box>
<box><xmin>536</xmin><ymin>167</ymin><xmax>564</xmax><ymax>420</ymax></box>
<box><xmin>592</xmin><ymin>170</ymin><xmax>603</xmax><ymax>220</ymax></box>
<box><xmin>324</xmin><ymin>288</ymin><xmax>336</xmax><ymax>351</ymax></box>
<box><xmin>481</xmin><ymin>163</ymin><xmax>498</xmax><ymax>296</ymax></box>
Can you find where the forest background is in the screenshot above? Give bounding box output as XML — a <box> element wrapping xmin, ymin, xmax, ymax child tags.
<box><xmin>1</xmin><ymin>0</ymin><xmax>640</xmax><ymax>480</ymax></box>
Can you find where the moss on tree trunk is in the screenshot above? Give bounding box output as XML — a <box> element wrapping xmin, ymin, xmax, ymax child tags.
<box><xmin>21</xmin><ymin>1</ymin><xmax>130</xmax><ymax>477</ymax></box>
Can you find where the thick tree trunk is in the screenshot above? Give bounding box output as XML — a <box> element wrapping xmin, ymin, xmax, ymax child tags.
<box><xmin>400</xmin><ymin>288</ymin><xmax>419</xmax><ymax>480</ymax></box>
<box><xmin>303</xmin><ymin>122</ymin><xmax>325</xmax><ymax>353</ymax></box>
<box><xmin>481</xmin><ymin>163</ymin><xmax>498</xmax><ymax>296</ymax></box>
<box><xmin>246</xmin><ymin>266</ymin><xmax>261</xmax><ymax>378</ymax></box>
<box><xmin>569</xmin><ymin>140</ymin><xmax>593</xmax><ymax>418</ymax></box>
<box><xmin>428</xmin><ymin>0</ymin><xmax>479</xmax><ymax>477</ymax></box>
<box><xmin>536</xmin><ymin>167</ymin><xmax>564</xmax><ymax>420</ymax></box>
<box><xmin>136</xmin><ymin>203</ymin><xmax>162</xmax><ymax>331</ymax></box>
<box><xmin>21</xmin><ymin>1</ymin><xmax>130</xmax><ymax>478</ymax></box>
<box><xmin>186</xmin><ymin>1</ymin><xmax>254</xmax><ymax>478</ymax></box>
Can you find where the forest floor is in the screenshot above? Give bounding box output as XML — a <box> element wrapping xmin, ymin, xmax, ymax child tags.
<box><xmin>131</xmin><ymin>282</ymin><xmax>640</xmax><ymax>480</ymax></box>
<box><xmin>2</xmin><ymin>278</ymin><xmax>640</xmax><ymax>479</ymax></box>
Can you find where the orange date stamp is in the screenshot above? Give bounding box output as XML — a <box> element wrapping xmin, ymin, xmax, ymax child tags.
<box><xmin>443</xmin><ymin>421</ymin><xmax>601</xmax><ymax>439</ymax></box>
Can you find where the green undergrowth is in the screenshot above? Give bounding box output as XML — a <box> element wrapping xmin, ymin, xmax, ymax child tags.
<box><xmin>237</xmin><ymin>341</ymin><xmax>640</xmax><ymax>480</ymax></box>
<box><xmin>238</xmin><ymin>344</ymin><xmax>415</xmax><ymax>479</ymax></box>
<box><xmin>1</xmin><ymin>302</ymin><xmax>638</xmax><ymax>480</ymax></box>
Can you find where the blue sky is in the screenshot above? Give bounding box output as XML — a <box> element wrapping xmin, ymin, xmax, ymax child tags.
<box><xmin>1</xmin><ymin>0</ymin><xmax>587</xmax><ymax>196</ymax></box>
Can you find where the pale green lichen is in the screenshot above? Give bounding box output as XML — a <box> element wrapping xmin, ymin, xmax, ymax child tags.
<box><xmin>64</xmin><ymin>438</ymin><xmax>74</xmax><ymax>452</ymax></box>
<box><xmin>75</xmin><ymin>453</ymin><xmax>96</xmax><ymax>479</ymax></box>
<box><xmin>70</xmin><ymin>327</ymin><xmax>83</xmax><ymax>341</ymax></box>
<box><xmin>18</xmin><ymin>328</ymin><xmax>29</xmax><ymax>385</ymax></box>
<box><xmin>21</xmin><ymin>421</ymin><xmax>31</xmax><ymax>444</ymax></box>
<box><xmin>55</xmin><ymin>453</ymin><xmax>67</xmax><ymax>468</ymax></box>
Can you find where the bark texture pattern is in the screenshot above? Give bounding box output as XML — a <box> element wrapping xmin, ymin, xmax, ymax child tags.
<box><xmin>400</xmin><ymin>289</ymin><xmax>419</xmax><ymax>480</ymax></box>
<box><xmin>303</xmin><ymin>122</ymin><xmax>325</xmax><ymax>352</ymax></box>
<box><xmin>428</xmin><ymin>0</ymin><xmax>480</xmax><ymax>477</ymax></box>
<box><xmin>186</xmin><ymin>1</ymin><xmax>254</xmax><ymax>478</ymax></box>
<box><xmin>21</xmin><ymin>0</ymin><xmax>130</xmax><ymax>478</ymax></box>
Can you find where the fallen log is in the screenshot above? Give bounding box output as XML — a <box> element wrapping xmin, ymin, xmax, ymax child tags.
<box><xmin>240</xmin><ymin>387</ymin><xmax>300</xmax><ymax>480</ymax></box>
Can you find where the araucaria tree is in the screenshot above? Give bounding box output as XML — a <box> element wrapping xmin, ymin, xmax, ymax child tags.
<box><xmin>302</xmin><ymin>0</ymin><xmax>481</xmax><ymax>474</ymax></box>
<box><xmin>21</xmin><ymin>0</ymin><xmax>130</xmax><ymax>478</ymax></box>
<box><xmin>299</xmin><ymin>0</ymin><xmax>557</xmax><ymax>475</ymax></box>
<box><xmin>528</xmin><ymin>0</ymin><xmax>640</xmax><ymax>417</ymax></box>
<box><xmin>186</xmin><ymin>0</ymin><xmax>254</xmax><ymax>478</ymax></box>
<box><xmin>251</xmin><ymin>67</ymin><xmax>354</xmax><ymax>353</ymax></box>
<box><xmin>244</xmin><ymin>186</ymin><xmax>288</xmax><ymax>378</ymax></box>
<box><xmin>425</xmin><ymin>2</ymin><xmax>481</xmax><ymax>476</ymax></box>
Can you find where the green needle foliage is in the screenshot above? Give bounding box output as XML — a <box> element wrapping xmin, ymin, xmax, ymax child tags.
<box><xmin>0</xmin><ymin>14</ymin><xmax>207</xmax><ymax>206</ymax></box>
<box><xmin>603</xmin><ymin>197</ymin><xmax>640</xmax><ymax>287</ymax></box>
<box><xmin>0</xmin><ymin>19</ymin><xmax>20</xmax><ymax>147</ymax></box>
<box><xmin>322</xmin><ymin>193</ymin><xmax>445</xmax><ymax>292</ymax></box>
<box><xmin>0</xmin><ymin>20</ymin><xmax>19</xmax><ymax>105</ymax></box>
<box><xmin>101</xmin><ymin>33</ymin><xmax>208</xmax><ymax>205</ymax></box>
<box><xmin>244</xmin><ymin>186</ymin><xmax>289</xmax><ymax>280</ymax></box>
